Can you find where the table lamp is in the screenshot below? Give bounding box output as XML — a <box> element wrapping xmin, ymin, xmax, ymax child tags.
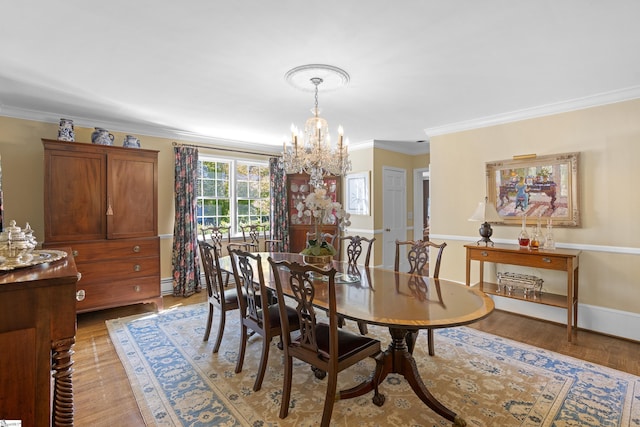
<box><xmin>468</xmin><ymin>197</ymin><xmax>503</xmax><ymax>246</ymax></box>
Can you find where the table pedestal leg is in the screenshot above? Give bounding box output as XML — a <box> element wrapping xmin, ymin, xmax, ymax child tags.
<box><xmin>340</xmin><ymin>328</ymin><xmax>466</xmax><ymax>426</ymax></box>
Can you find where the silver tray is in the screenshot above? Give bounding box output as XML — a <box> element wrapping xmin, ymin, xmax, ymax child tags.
<box><xmin>0</xmin><ymin>249</ymin><xmax>67</xmax><ymax>271</ymax></box>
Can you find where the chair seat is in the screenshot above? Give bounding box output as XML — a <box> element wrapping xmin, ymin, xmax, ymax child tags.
<box><xmin>296</xmin><ymin>323</ymin><xmax>381</xmax><ymax>362</ymax></box>
<box><xmin>265</xmin><ymin>304</ymin><xmax>299</xmax><ymax>328</ymax></box>
<box><xmin>221</xmin><ymin>286</ymin><xmax>242</xmax><ymax>305</ymax></box>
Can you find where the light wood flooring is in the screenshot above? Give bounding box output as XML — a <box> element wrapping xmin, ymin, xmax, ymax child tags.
<box><xmin>72</xmin><ymin>292</ymin><xmax>640</xmax><ymax>426</ymax></box>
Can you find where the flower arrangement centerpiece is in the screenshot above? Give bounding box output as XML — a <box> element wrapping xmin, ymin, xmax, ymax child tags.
<box><xmin>296</xmin><ymin>187</ymin><xmax>350</xmax><ymax>258</ymax></box>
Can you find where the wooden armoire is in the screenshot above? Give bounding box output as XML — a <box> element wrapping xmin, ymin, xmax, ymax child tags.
<box><xmin>42</xmin><ymin>139</ymin><xmax>162</xmax><ymax>312</ymax></box>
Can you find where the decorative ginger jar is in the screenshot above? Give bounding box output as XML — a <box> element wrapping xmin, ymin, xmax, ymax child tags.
<box><xmin>122</xmin><ymin>135</ymin><xmax>141</xmax><ymax>148</ymax></box>
<box><xmin>91</xmin><ymin>128</ymin><xmax>115</xmax><ymax>145</ymax></box>
<box><xmin>57</xmin><ymin>118</ymin><xmax>75</xmax><ymax>141</ymax></box>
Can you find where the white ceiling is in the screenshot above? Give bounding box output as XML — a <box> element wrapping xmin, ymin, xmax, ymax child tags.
<box><xmin>2</xmin><ymin>1</ymin><xmax>640</xmax><ymax>154</ymax></box>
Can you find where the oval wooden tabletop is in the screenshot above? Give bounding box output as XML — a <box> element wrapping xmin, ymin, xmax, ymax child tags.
<box><xmin>219</xmin><ymin>252</ymin><xmax>495</xmax><ymax>330</ymax></box>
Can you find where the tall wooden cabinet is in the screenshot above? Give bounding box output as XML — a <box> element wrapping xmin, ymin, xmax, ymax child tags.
<box><xmin>42</xmin><ymin>139</ymin><xmax>162</xmax><ymax>313</ymax></box>
<box><xmin>287</xmin><ymin>173</ymin><xmax>341</xmax><ymax>253</ymax></box>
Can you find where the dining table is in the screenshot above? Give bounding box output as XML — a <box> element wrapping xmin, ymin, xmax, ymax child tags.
<box><xmin>218</xmin><ymin>252</ymin><xmax>494</xmax><ymax>426</ymax></box>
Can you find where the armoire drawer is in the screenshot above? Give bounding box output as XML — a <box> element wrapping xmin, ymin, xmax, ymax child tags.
<box><xmin>76</xmin><ymin>256</ymin><xmax>159</xmax><ymax>283</ymax></box>
<box><xmin>76</xmin><ymin>276</ymin><xmax>160</xmax><ymax>312</ymax></box>
<box><xmin>65</xmin><ymin>238</ymin><xmax>159</xmax><ymax>262</ymax></box>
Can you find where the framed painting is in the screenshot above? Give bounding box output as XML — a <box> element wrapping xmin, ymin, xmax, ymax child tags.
<box><xmin>486</xmin><ymin>152</ymin><xmax>580</xmax><ymax>227</ymax></box>
<box><xmin>345</xmin><ymin>171</ymin><xmax>370</xmax><ymax>215</ymax></box>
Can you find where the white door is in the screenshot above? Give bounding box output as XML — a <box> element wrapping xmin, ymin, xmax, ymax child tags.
<box><xmin>382</xmin><ymin>167</ymin><xmax>407</xmax><ymax>269</ymax></box>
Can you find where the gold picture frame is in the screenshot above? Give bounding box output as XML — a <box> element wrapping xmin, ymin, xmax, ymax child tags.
<box><xmin>486</xmin><ymin>152</ymin><xmax>580</xmax><ymax>227</ymax></box>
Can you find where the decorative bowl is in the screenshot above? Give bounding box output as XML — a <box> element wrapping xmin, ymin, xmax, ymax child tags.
<box><xmin>301</xmin><ymin>254</ymin><xmax>333</xmax><ymax>270</ymax></box>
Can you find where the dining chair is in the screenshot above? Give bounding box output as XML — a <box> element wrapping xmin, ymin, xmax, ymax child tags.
<box><xmin>394</xmin><ymin>239</ymin><xmax>447</xmax><ymax>356</ymax></box>
<box><xmin>267</xmin><ymin>258</ymin><xmax>383</xmax><ymax>427</ymax></box>
<box><xmin>198</xmin><ymin>240</ymin><xmax>243</xmax><ymax>353</ymax></box>
<box><xmin>201</xmin><ymin>225</ymin><xmax>232</xmax><ymax>284</ymax></box>
<box><xmin>201</xmin><ymin>225</ymin><xmax>231</xmax><ymax>253</ymax></box>
<box><xmin>305</xmin><ymin>230</ymin><xmax>337</xmax><ymax>247</ymax></box>
<box><xmin>228</xmin><ymin>248</ymin><xmax>299</xmax><ymax>391</ymax></box>
<box><xmin>239</xmin><ymin>224</ymin><xmax>261</xmax><ymax>251</ymax></box>
<box><xmin>335</xmin><ymin>235</ymin><xmax>376</xmax><ymax>335</ymax></box>
<box><xmin>261</xmin><ymin>224</ymin><xmax>283</xmax><ymax>252</ymax></box>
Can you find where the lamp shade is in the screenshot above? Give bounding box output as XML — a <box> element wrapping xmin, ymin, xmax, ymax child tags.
<box><xmin>468</xmin><ymin>197</ymin><xmax>502</xmax><ymax>223</ymax></box>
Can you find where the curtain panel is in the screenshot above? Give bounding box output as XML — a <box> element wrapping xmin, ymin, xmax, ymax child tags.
<box><xmin>269</xmin><ymin>157</ymin><xmax>289</xmax><ymax>252</ymax></box>
<box><xmin>172</xmin><ymin>146</ymin><xmax>201</xmax><ymax>297</ymax></box>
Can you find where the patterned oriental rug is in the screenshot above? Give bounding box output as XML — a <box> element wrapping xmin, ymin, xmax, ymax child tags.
<box><xmin>106</xmin><ymin>302</ymin><xmax>640</xmax><ymax>426</ymax></box>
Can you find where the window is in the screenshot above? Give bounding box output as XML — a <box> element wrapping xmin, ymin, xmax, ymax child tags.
<box><xmin>196</xmin><ymin>156</ymin><xmax>270</xmax><ymax>236</ymax></box>
<box><xmin>236</xmin><ymin>162</ymin><xmax>271</xmax><ymax>228</ymax></box>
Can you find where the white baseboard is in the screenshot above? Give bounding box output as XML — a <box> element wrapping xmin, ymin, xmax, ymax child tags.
<box><xmin>161</xmin><ymin>277</ymin><xmax>640</xmax><ymax>342</ymax></box>
<box><xmin>490</xmin><ymin>295</ymin><xmax>640</xmax><ymax>342</ymax></box>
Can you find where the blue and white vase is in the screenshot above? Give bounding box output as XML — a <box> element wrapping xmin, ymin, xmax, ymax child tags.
<box><xmin>91</xmin><ymin>128</ymin><xmax>115</xmax><ymax>145</ymax></box>
<box><xmin>57</xmin><ymin>118</ymin><xmax>75</xmax><ymax>142</ymax></box>
<box><xmin>122</xmin><ymin>135</ymin><xmax>141</xmax><ymax>148</ymax></box>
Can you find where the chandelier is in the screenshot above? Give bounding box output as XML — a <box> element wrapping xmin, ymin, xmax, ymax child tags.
<box><xmin>282</xmin><ymin>73</ymin><xmax>351</xmax><ymax>188</ymax></box>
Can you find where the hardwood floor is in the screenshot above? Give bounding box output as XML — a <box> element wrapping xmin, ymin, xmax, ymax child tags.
<box><xmin>73</xmin><ymin>293</ymin><xmax>207</xmax><ymax>427</ymax></box>
<box><xmin>72</xmin><ymin>293</ymin><xmax>640</xmax><ymax>426</ymax></box>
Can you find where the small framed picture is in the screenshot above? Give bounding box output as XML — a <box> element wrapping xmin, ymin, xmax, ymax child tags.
<box><xmin>345</xmin><ymin>171</ymin><xmax>370</xmax><ymax>215</ymax></box>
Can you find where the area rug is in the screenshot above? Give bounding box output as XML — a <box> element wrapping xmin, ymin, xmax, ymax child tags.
<box><xmin>106</xmin><ymin>302</ymin><xmax>640</xmax><ymax>426</ymax></box>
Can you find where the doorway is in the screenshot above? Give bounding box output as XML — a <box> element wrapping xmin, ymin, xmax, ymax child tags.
<box><xmin>413</xmin><ymin>168</ymin><xmax>429</xmax><ymax>241</ymax></box>
<box><xmin>382</xmin><ymin>167</ymin><xmax>407</xmax><ymax>269</ymax></box>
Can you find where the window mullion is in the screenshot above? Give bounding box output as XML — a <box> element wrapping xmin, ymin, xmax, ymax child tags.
<box><xmin>229</xmin><ymin>159</ymin><xmax>238</xmax><ymax>237</ymax></box>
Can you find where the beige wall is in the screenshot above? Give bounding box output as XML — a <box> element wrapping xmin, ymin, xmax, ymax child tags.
<box><xmin>2</xmin><ymin>98</ymin><xmax>637</xmax><ymax>325</ymax></box>
<box><xmin>430</xmin><ymin>98</ymin><xmax>640</xmax><ymax>315</ymax></box>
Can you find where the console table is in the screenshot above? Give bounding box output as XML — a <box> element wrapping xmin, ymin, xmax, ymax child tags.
<box><xmin>0</xmin><ymin>249</ymin><xmax>78</xmax><ymax>426</ymax></box>
<box><xmin>465</xmin><ymin>244</ymin><xmax>581</xmax><ymax>342</ymax></box>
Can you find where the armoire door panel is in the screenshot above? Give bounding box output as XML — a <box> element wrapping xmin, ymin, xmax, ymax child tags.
<box><xmin>44</xmin><ymin>150</ymin><xmax>107</xmax><ymax>242</ymax></box>
<box><xmin>107</xmin><ymin>153</ymin><xmax>158</xmax><ymax>239</ymax></box>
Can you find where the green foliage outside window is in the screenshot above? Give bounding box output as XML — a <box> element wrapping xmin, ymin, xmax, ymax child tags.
<box><xmin>196</xmin><ymin>158</ymin><xmax>270</xmax><ymax>237</ymax></box>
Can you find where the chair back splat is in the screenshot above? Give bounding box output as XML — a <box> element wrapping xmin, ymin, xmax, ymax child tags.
<box><xmin>268</xmin><ymin>258</ymin><xmax>383</xmax><ymax>426</ymax></box>
<box><xmin>239</xmin><ymin>224</ymin><xmax>261</xmax><ymax>251</ymax></box>
<box><xmin>336</xmin><ymin>235</ymin><xmax>375</xmax><ymax>266</ymax></box>
<box><xmin>393</xmin><ymin>239</ymin><xmax>447</xmax><ymax>356</ymax></box>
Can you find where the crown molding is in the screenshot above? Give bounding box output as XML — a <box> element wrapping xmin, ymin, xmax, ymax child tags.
<box><xmin>424</xmin><ymin>85</ymin><xmax>640</xmax><ymax>138</ymax></box>
<box><xmin>6</xmin><ymin>85</ymin><xmax>639</xmax><ymax>154</ymax></box>
<box><xmin>0</xmin><ymin>104</ymin><xmax>283</xmax><ymax>154</ymax></box>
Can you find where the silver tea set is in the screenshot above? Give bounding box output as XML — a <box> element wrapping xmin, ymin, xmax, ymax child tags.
<box><xmin>0</xmin><ymin>220</ymin><xmax>38</xmax><ymax>263</ymax></box>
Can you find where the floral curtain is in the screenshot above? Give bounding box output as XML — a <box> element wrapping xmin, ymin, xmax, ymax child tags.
<box><xmin>172</xmin><ymin>145</ymin><xmax>201</xmax><ymax>297</ymax></box>
<box><xmin>269</xmin><ymin>157</ymin><xmax>289</xmax><ymax>252</ymax></box>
